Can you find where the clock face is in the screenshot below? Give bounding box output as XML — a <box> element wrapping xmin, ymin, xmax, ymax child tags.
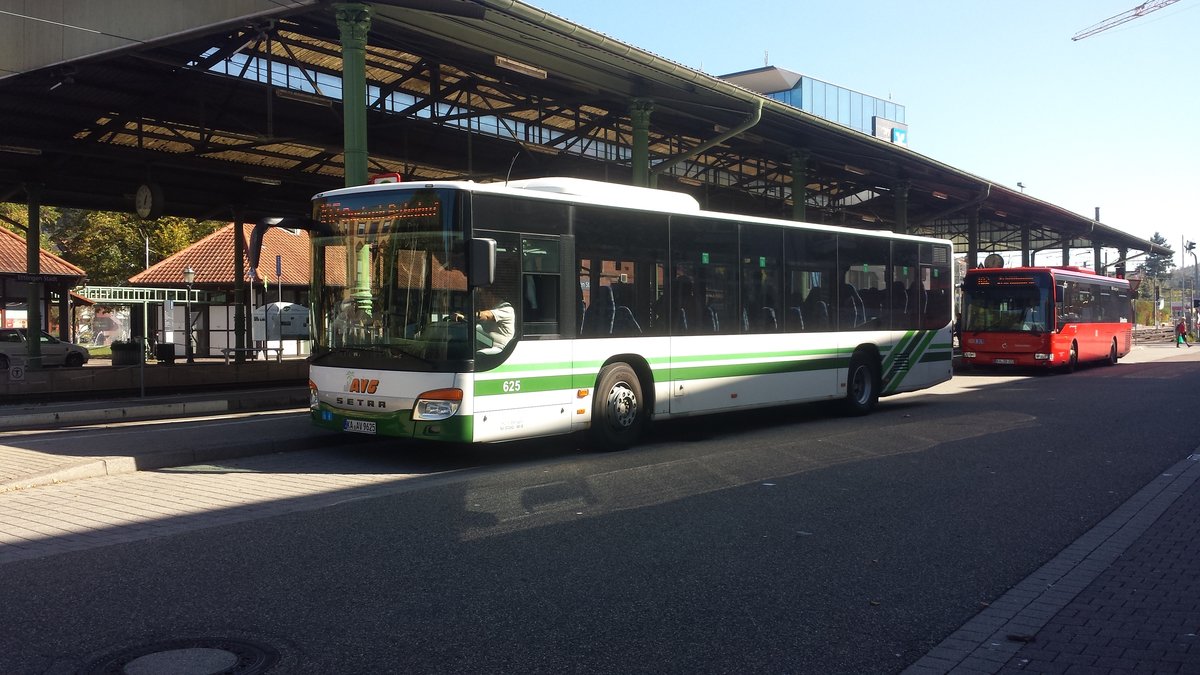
<box><xmin>135</xmin><ymin>183</ymin><xmax>161</xmax><ymax>219</ymax></box>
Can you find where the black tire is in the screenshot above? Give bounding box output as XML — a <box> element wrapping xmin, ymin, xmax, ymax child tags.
<box><xmin>840</xmin><ymin>351</ymin><xmax>879</xmax><ymax>416</ymax></box>
<box><xmin>65</xmin><ymin>352</ymin><xmax>85</xmax><ymax>368</ymax></box>
<box><xmin>1105</xmin><ymin>340</ymin><xmax>1118</xmax><ymax>366</ymax></box>
<box><xmin>588</xmin><ymin>362</ymin><xmax>644</xmax><ymax>451</ymax></box>
<box><xmin>1062</xmin><ymin>342</ymin><xmax>1079</xmax><ymax>373</ymax></box>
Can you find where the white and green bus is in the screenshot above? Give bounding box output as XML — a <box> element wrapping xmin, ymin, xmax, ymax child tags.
<box><xmin>253</xmin><ymin>177</ymin><xmax>954</xmax><ymax>451</ymax></box>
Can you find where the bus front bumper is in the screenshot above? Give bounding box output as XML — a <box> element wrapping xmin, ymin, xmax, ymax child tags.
<box><xmin>312</xmin><ymin>405</ymin><xmax>473</xmax><ymax>441</ymax></box>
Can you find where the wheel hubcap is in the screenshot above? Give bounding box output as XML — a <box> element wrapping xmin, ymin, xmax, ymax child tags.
<box><xmin>606</xmin><ymin>382</ymin><xmax>638</xmax><ymax>429</ymax></box>
<box><xmin>851</xmin><ymin>367</ymin><xmax>869</xmax><ymax>404</ymax></box>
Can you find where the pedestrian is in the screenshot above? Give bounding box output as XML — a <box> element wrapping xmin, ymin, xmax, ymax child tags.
<box><xmin>1177</xmin><ymin>319</ymin><xmax>1191</xmax><ymax>348</ymax></box>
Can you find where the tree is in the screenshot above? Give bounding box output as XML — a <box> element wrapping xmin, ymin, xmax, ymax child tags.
<box><xmin>1</xmin><ymin>204</ymin><xmax>222</xmax><ymax>286</ymax></box>
<box><xmin>1137</xmin><ymin>232</ymin><xmax>1175</xmax><ymax>281</ymax></box>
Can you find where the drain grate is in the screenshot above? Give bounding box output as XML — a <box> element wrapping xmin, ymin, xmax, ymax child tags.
<box><xmin>82</xmin><ymin>637</ymin><xmax>278</xmax><ymax>675</ymax></box>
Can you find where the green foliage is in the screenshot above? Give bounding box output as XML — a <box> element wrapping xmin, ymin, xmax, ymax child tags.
<box><xmin>1136</xmin><ymin>232</ymin><xmax>1175</xmax><ymax>281</ymax></box>
<box><xmin>0</xmin><ymin>204</ymin><xmax>222</xmax><ymax>286</ymax></box>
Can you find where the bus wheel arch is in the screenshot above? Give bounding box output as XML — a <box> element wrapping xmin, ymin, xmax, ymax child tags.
<box><xmin>840</xmin><ymin>346</ymin><xmax>881</xmax><ymax>416</ymax></box>
<box><xmin>588</xmin><ymin>356</ymin><xmax>653</xmax><ymax>451</ymax></box>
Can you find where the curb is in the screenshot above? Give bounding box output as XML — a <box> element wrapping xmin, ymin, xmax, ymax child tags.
<box><xmin>0</xmin><ymin>390</ymin><xmax>311</xmax><ymax>431</ymax></box>
<box><xmin>0</xmin><ymin>431</ymin><xmax>338</xmax><ymax>493</ymax></box>
<box><xmin>0</xmin><ymin>400</ymin><xmax>232</xmax><ymax>431</ymax></box>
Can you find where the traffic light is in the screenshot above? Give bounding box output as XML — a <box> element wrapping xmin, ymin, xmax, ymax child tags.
<box><xmin>1188</xmin><ymin>241</ymin><xmax>1196</xmax><ymax>252</ymax></box>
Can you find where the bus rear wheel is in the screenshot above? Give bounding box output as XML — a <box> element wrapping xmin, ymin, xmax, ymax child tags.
<box><xmin>1106</xmin><ymin>339</ymin><xmax>1118</xmax><ymax>366</ymax></box>
<box><xmin>840</xmin><ymin>351</ymin><xmax>879</xmax><ymax>416</ymax></box>
<box><xmin>589</xmin><ymin>362</ymin><xmax>644</xmax><ymax>451</ymax></box>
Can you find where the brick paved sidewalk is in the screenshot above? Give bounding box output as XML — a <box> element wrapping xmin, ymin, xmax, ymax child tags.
<box><xmin>906</xmin><ymin>453</ymin><xmax>1200</xmax><ymax>675</ymax></box>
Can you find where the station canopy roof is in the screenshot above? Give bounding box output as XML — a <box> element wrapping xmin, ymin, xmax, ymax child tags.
<box><xmin>0</xmin><ymin>0</ymin><xmax>1169</xmax><ymax>261</ymax></box>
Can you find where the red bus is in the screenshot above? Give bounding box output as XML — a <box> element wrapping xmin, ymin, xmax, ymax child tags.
<box><xmin>959</xmin><ymin>266</ymin><xmax>1132</xmax><ymax>371</ymax></box>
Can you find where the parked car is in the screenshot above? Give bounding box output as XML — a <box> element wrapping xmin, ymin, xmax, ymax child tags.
<box><xmin>0</xmin><ymin>328</ymin><xmax>90</xmax><ymax>368</ymax></box>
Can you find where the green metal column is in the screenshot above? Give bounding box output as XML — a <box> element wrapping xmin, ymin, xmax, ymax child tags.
<box><xmin>893</xmin><ymin>179</ymin><xmax>910</xmax><ymax>234</ymax></box>
<box><xmin>967</xmin><ymin>208</ymin><xmax>979</xmax><ymax>269</ymax></box>
<box><xmin>789</xmin><ymin>148</ymin><xmax>809</xmax><ymax>222</ymax></box>
<box><xmin>23</xmin><ymin>183</ymin><xmax>42</xmax><ymax>368</ymax></box>
<box><xmin>629</xmin><ymin>98</ymin><xmax>653</xmax><ymax>187</ymax></box>
<box><xmin>336</xmin><ymin>3</ymin><xmax>373</xmax><ymax>314</ymax></box>
<box><xmin>336</xmin><ymin>2</ymin><xmax>372</xmax><ymax>188</ymax></box>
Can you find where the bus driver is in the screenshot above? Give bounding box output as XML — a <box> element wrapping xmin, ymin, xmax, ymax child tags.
<box><xmin>453</xmin><ymin>287</ymin><xmax>514</xmax><ymax>352</ymax></box>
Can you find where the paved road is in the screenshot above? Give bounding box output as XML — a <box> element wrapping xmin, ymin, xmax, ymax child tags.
<box><xmin>0</xmin><ymin>347</ymin><xmax>1198</xmax><ymax>673</ymax></box>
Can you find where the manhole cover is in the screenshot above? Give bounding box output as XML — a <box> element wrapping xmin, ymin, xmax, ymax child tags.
<box><xmin>82</xmin><ymin>637</ymin><xmax>278</xmax><ymax>675</ymax></box>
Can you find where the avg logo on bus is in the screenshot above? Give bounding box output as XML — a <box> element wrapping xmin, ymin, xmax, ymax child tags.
<box><xmin>344</xmin><ymin>373</ymin><xmax>379</xmax><ymax>394</ymax></box>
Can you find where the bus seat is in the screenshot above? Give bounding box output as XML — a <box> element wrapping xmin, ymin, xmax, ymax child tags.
<box><xmin>840</xmin><ymin>283</ymin><xmax>865</xmax><ymax>327</ymax></box>
<box><xmin>890</xmin><ymin>281</ymin><xmax>909</xmax><ymax>315</ymax></box>
<box><xmin>582</xmin><ymin>285</ymin><xmax>616</xmax><ymax>335</ymax></box>
<box><xmin>788</xmin><ymin>306</ymin><xmax>805</xmax><ymax>331</ymax></box>
<box><xmin>612</xmin><ymin>306</ymin><xmax>642</xmax><ymax>335</ymax></box>
<box><xmin>762</xmin><ymin>307</ymin><xmax>778</xmax><ymax>332</ymax></box>
<box><xmin>674</xmin><ymin>307</ymin><xmax>688</xmax><ymax>333</ymax></box>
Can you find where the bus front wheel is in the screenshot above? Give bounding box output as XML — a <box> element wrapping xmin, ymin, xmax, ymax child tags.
<box><xmin>1063</xmin><ymin>342</ymin><xmax>1079</xmax><ymax>373</ymax></box>
<box><xmin>1106</xmin><ymin>339</ymin><xmax>1118</xmax><ymax>366</ymax></box>
<box><xmin>589</xmin><ymin>363</ymin><xmax>644</xmax><ymax>451</ymax></box>
<box><xmin>840</xmin><ymin>351</ymin><xmax>879</xmax><ymax>416</ymax></box>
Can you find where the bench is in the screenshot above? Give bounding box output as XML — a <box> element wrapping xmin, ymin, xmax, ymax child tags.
<box><xmin>219</xmin><ymin>347</ymin><xmax>283</xmax><ymax>364</ymax></box>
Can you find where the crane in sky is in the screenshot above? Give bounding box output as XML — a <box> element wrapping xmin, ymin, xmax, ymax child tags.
<box><xmin>1072</xmin><ymin>0</ymin><xmax>1181</xmax><ymax>40</ymax></box>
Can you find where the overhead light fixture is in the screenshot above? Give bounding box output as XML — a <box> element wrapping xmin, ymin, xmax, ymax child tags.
<box><xmin>931</xmin><ymin>191</ymin><xmax>949</xmax><ymax>200</ymax></box>
<box><xmin>843</xmin><ymin>164</ymin><xmax>868</xmax><ymax>176</ymax></box>
<box><xmin>275</xmin><ymin>88</ymin><xmax>333</xmax><ymax>107</ymax></box>
<box><xmin>994</xmin><ymin>210</ymin><xmax>1008</xmax><ymax>217</ymax></box>
<box><xmin>494</xmin><ymin>55</ymin><xmax>547</xmax><ymax>80</ymax></box>
<box><xmin>676</xmin><ymin>176</ymin><xmax>704</xmax><ymax>187</ymax></box>
<box><xmin>0</xmin><ymin>144</ymin><xmax>42</xmax><ymax>155</ymax></box>
<box><xmin>243</xmin><ymin>175</ymin><xmax>282</xmax><ymax>186</ymax></box>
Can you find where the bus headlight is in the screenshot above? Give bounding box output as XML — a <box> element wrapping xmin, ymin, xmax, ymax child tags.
<box><xmin>413</xmin><ymin>388</ymin><xmax>463</xmax><ymax>421</ymax></box>
<box><xmin>309</xmin><ymin>379</ymin><xmax>320</xmax><ymax>410</ymax></box>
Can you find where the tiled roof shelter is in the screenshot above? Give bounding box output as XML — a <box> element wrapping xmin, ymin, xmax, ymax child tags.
<box><xmin>130</xmin><ymin>224</ymin><xmax>309</xmax><ymax>288</ymax></box>
<box><xmin>0</xmin><ymin>226</ymin><xmax>86</xmax><ymax>340</ymax></box>
<box><xmin>128</xmin><ymin>223</ymin><xmax>311</xmax><ymax>359</ymax></box>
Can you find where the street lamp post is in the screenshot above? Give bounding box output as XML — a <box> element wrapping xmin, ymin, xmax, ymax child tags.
<box><xmin>183</xmin><ymin>266</ymin><xmax>195</xmax><ymax>363</ymax></box>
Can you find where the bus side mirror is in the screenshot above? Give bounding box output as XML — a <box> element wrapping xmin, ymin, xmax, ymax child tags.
<box><xmin>249</xmin><ymin>216</ymin><xmax>323</xmax><ymax>269</ymax></box>
<box><xmin>470</xmin><ymin>238</ymin><xmax>496</xmax><ymax>287</ymax></box>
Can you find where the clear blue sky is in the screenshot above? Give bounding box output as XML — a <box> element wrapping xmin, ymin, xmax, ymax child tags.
<box><xmin>528</xmin><ymin>0</ymin><xmax>1200</xmax><ymax>268</ymax></box>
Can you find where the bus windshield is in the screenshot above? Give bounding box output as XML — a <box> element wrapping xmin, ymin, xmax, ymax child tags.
<box><xmin>310</xmin><ymin>187</ymin><xmax>471</xmax><ymax>370</ymax></box>
<box><xmin>961</xmin><ymin>272</ymin><xmax>1052</xmax><ymax>333</ymax></box>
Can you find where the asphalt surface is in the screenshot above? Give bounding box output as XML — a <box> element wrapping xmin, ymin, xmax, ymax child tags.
<box><xmin>0</xmin><ymin>339</ymin><xmax>1198</xmax><ymax>673</ymax></box>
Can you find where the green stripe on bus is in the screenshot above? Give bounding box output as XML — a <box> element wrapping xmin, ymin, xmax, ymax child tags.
<box><xmin>474</xmin><ymin>373</ymin><xmax>576</xmax><ymax>396</ymax></box>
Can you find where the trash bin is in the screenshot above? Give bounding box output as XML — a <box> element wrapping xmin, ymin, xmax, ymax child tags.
<box><xmin>156</xmin><ymin>343</ymin><xmax>175</xmax><ymax>364</ymax></box>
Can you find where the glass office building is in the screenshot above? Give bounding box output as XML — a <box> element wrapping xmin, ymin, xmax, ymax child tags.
<box><xmin>722</xmin><ymin>66</ymin><xmax>908</xmax><ymax>146</ymax></box>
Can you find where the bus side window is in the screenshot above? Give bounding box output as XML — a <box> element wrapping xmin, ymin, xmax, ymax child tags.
<box><xmin>522</xmin><ymin>274</ymin><xmax>559</xmax><ymax>336</ymax></box>
<box><xmin>521</xmin><ymin>237</ymin><xmax>561</xmax><ymax>337</ymax></box>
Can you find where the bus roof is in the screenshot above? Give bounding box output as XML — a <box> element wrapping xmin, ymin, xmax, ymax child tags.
<box><xmin>967</xmin><ymin>265</ymin><xmax>1129</xmax><ymax>284</ymax></box>
<box><xmin>313</xmin><ymin>177</ymin><xmax>952</xmax><ymax>246</ymax></box>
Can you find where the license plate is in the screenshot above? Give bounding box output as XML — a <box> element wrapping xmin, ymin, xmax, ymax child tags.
<box><xmin>343</xmin><ymin>419</ymin><xmax>377</xmax><ymax>434</ymax></box>
<box><xmin>994</xmin><ymin>358</ymin><xmax>1015</xmax><ymax>365</ymax></box>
